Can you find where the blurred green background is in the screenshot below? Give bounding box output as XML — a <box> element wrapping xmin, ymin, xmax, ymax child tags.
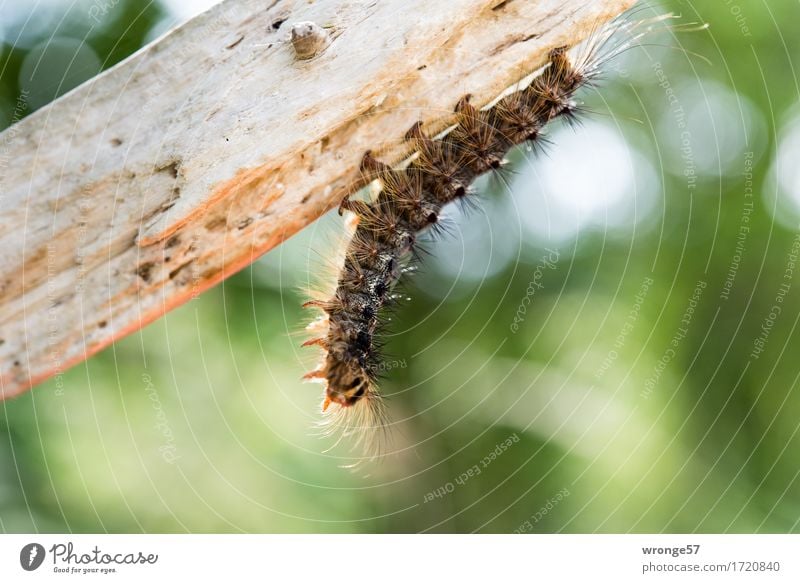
<box><xmin>2</xmin><ymin>0</ymin><xmax>800</xmax><ymax>533</ymax></box>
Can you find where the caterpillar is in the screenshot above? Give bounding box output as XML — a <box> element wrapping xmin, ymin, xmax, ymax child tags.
<box><xmin>301</xmin><ymin>12</ymin><xmax>684</xmax><ymax>455</ymax></box>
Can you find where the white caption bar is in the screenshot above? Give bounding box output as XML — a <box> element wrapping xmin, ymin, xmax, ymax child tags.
<box><xmin>0</xmin><ymin>534</ymin><xmax>798</xmax><ymax>582</ymax></box>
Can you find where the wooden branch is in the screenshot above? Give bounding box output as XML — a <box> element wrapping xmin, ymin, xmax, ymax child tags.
<box><xmin>0</xmin><ymin>0</ymin><xmax>635</xmax><ymax>399</ymax></box>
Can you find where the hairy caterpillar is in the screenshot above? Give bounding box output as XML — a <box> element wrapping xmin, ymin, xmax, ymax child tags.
<box><xmin>301</xmin><ymin>13</ymin><xmax>685</xmax><ymax>455</ymax></box>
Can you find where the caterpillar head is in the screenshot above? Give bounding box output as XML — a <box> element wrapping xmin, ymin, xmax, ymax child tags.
<box><xmin>312</xmin><ymin>357</ymin><xmax>388</xmax><ymax>464</ymax></box>
<box><xmin>322</xmin><ymin>358</ymin><xmax>370</xmax><ymax>410</ymax></box>
<box><xmin>301</xmin><ymin>319</ymin><xmax>388</xmax><ymax>461</ymax></box>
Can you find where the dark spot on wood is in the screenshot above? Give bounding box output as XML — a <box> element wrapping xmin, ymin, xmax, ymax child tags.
<box><xmin>98</xmin><ymin>320</ymin><xmax>107</xmax><ymax>328</ymax></box>
<box><xmin>136</xmin><ymin>262</ymin><xmax>155</xmax><ymax>282</ymax></box>
<box><xmin>0</xmin><ymin>339</ymin><xmax>5</xmax><ymax>346</ymax></box>
<box><xmin>417</xmin><ymin>64</ymin><xmax>427</xmax><ymax>71</ymax></box>
<box><xmin>157</xmin><ymin>160</ymin><xmax>180</xmax><ymax>179</ymax></box>
<box><xmin>271</xmin><ymin>17</ymin><xmax>286</xmax><ymax>30</ymax></box>
<box><xmin>169</xmin><ymin>261</ymin><xmax>193</xmax><ymax>281</ymax></box>
<box><xmin>226</xmin><ymin>35</ymin><xmax>244</xmax><ymax>49</ymax></box>
<box><xmin>205</xmin><ymin>216</ymin><xmax>227</xmax><ymax>231</ymax></box>
<box><xmin>237</xmin><ymin>217</ymin><xmax>254</xmax><ymax>230</ymax></box>
<box><xmin>200</xmin><ymin>267</ymin><xmax>220</xmax><ymax>281</ymax></box>
<box><xmin>13</xmin><ymin>360</ymin><xmax>19</xmax><ymax>367</ymax></box>
<box><xmin>491</xmin><ymin>32</ymin><xmax>538</xmax><ymax>56</ymax></box>
<box><xmin>492</xmin><ymin>0</ymin><xmax>513</xmax><ymax>10</ymax></box>
<box><xmin>154</xmin><ymin>184</ymin><xmax>182</xmax><ymax>215</ymax></box>
<box><xmin>165</xmin><ymin>235</ymin><xmax>181</xmax><ymax>249</ymax></box>
<box><xmin>111</xmin><ymin>138</ymin><xmax>123</xmax><ymax>146</ymax></box>
<box><xmin>320</xmin><ymin>135</ymin><xmax>330</xmax><ymax>150</ymax></box>
<box><xmin>301</xmin><ymin>193</ymin><xmax>311</xmax><ymax>204</ymax></box>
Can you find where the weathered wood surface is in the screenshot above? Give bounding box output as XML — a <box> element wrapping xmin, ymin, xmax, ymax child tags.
<box><xmin>0</xmin><ymin>0</ymin><xmax>635</xmax><ymax>399</ymax></box>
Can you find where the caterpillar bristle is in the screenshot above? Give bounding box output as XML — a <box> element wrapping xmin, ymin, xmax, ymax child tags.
<box><xmin>316</xmin><ymin>378</ymin><xmax>390</xmax><ymax>464</ymax></box>
<box><xmin>300</xmin><ymin>10</ymin><xmax>689</xmax><ymax>460</ymax></box>
<box><xmin>303</xmin><ymin>369</ymin><xmax>326</xmax><ymax>381</ymax></box>
<box><xmin>558</xmin><ymin>102</ymin><xmax>590</xmax><ymax>130</ymax></box>
<box><xmin>301</xmin><ymin>337</ymin><xmax>328</xmax><ymax>349</ymax></box>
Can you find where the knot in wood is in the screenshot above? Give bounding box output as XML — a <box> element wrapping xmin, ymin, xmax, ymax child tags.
<box><xmin>291</xmin><ymin>21</ymin><xmax>330</xmax><ymax>60</ymax></box>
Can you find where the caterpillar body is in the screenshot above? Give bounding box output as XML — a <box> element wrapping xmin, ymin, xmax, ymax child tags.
<box><xmin>300</xmin><ymin>13</ymin><xmax>681</xmax><ymax>455</ymax></box>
